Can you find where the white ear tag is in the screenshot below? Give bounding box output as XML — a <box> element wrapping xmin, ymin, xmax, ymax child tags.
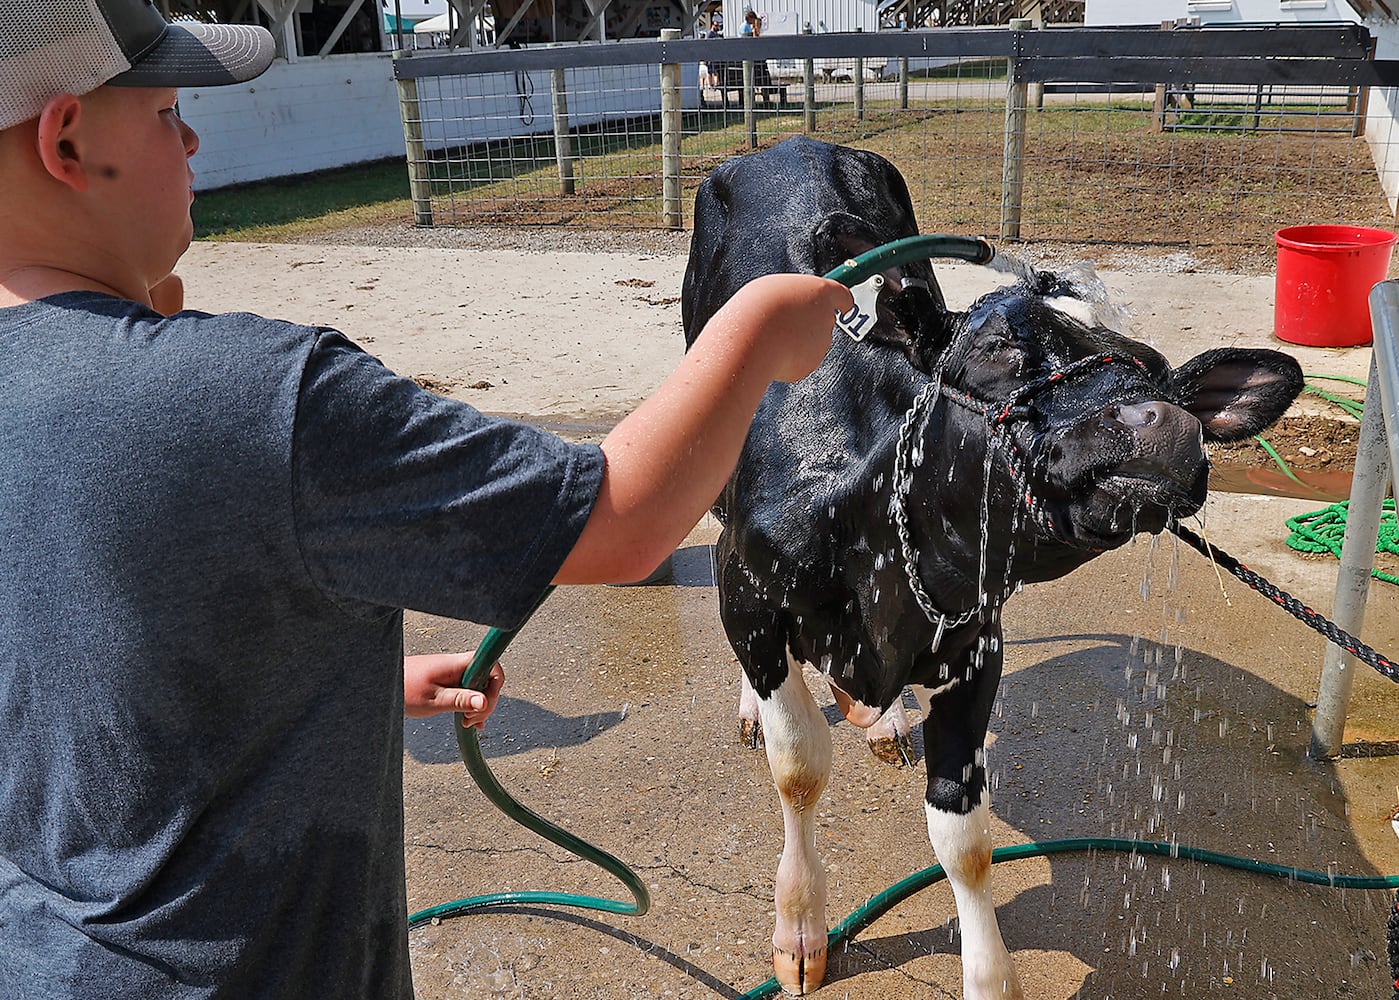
<box><xmin>834</xmin><ymin>272</ymin><xmax>885</xmax><ymax>342</ymax></box>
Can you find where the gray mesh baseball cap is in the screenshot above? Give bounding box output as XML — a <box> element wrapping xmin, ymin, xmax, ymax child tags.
<box><xmin>1</xmin><ymin>0</ymin><xmax>275</xmax><ymax>130</ymax></box>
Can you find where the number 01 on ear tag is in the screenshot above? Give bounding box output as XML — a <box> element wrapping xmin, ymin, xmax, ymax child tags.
<box><xmin>834</xmin><ymin>272</ymin><xmax>885</xmax><ymax>342</ymax></box>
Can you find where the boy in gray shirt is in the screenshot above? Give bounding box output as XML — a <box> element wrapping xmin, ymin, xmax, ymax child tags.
<box><xmin>0</xmin><ymin>2</ymin><xmax>851</xmax><ymax>997</ymax></box>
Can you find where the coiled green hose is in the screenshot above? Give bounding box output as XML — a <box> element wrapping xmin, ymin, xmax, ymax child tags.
<box><xmin>407</xmin><ymin>585</ymin><xmax>651</xmax><ymax>928</ymax></box>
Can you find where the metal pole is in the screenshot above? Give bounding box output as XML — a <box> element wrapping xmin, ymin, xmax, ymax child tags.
<box><xmin>1309</xmin><ymin>359</ymin><xmax>1391</xmax><ymax>758</ymax></box>
<box><xmin>396</xmin><ymin>74</ymin><xmax>434</xmax><ymax>226</ymax></box>
<box><xmin>744</xmin><ymin>59</ymin><xmax>756</xmax><ymax>148</ymax></box>
<box><xmin>1310</xmin><ymin>279</ymin><xmax>1399</xmax><ymax>758</ymax></box>
<box><xmin>999</xmin><ymin>18</ymin><xmax>1030</xmax><ymax>240</ymax></box>
<box><xmin>1374</xmin><ymin>282</ymin><xmax>1399</xmax><ymax>485</ymax></box>
<box><xmin>660</xmin><ymin>28</ymin><xmax>682</xmax><ymax>228</ymax></box>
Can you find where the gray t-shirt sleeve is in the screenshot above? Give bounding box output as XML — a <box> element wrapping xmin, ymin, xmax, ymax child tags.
<box><xmin>291</xmin><ymin>331</ymin><xmax>605</xmax><ymax>628</ymax></box>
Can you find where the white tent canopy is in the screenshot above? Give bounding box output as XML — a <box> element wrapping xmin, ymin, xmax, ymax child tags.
<box><xmin>408</xmin><ymin>9</ymin><xmax>492</xmax><ymax>32</ymax></box>
<box><xmin>412</xmin><ymin>11</ymin><xmax>457</xmax><ymax>31</ymax></box>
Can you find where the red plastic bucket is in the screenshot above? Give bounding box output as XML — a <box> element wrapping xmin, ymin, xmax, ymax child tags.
<box><xmin>1274</xmin><ymin>224</ymin><xmax>1396</xmax><ymax>347</ymax></box>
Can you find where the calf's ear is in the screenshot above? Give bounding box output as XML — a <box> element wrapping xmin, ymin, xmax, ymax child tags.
<box><xmin>1171</xmin><ymin>348</ymin><xmax>1305</xmax><ymax>443</ymax></box>
<box><xmin>886</xmin><ymin>284</ymin><xmax>955</xmax><ymax>373</ymax></box>
<box><xmin>811</xmin><ymin>210</ymin><xmax>886</xmax><ymax>274</ymax></box>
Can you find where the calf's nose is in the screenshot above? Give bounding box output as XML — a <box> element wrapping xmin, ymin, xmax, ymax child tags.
<box><xmin>1102</xmin><ymin>401</ymin><xmax>1165</xmax><ymax>430</ymax></box>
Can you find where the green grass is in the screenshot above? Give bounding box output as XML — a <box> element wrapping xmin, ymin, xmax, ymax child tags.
<box><xmin>192</xmin><ymin>158</ymin><xmax>414</xmax><ymax>241</ymax></box>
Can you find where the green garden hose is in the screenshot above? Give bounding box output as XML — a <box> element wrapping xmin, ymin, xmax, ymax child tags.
<box><xmin>409</xmin><ymin>236</ymin><xmax>1399</xmax><ymax>997</ymax></box>
<box><xmin>823</xmin><ymin>233</ymin><xmax>995</xmax><ymax>286</ymax></box>
<box><xmin>407</xmin><ymin>585</ymin><xmax>651</xmax><ymax>928</ymax></box>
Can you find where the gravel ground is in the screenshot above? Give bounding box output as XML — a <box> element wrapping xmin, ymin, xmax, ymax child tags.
<box><xmin>284</xmin><ymin>222</ymin><xmax>1281</xmax><ymax>275</ymax></box>
<box><xmin>288</xmin><ymin>223</ymin><xmax>695</xmax><ymax>258</ymax></box>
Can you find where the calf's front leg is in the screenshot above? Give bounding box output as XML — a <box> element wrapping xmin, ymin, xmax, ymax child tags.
<box><xmin>924</xmin><ymin>797</ymin><xmax>1022</xmax><ymax>999</ymax></box>
<box><xmin>758</xmin><ymin>660</ymin><xmax>833</xmax><ymax>995</ymax></box>
<box><xmin>914</xmin><ymin>665</ymin><xmax>1024</xmax><ymax>1000</ymax></box>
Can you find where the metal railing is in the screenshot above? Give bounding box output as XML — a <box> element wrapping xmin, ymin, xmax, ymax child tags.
<box><xmin>1311</xmin><ymin>283</ymin><xmax>1399</xmax><ymax>758</ymax></box>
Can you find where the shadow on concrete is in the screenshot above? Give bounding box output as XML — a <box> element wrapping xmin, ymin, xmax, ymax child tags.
<box><xmin>405</xmin><ymin>697</ymin><xmax>628</xmax><ymax>764</ymax></box>
<box><xmin>815</xmin><ymin>631</ymin><xmax>1394</xmax><ymax>997</ymax></box>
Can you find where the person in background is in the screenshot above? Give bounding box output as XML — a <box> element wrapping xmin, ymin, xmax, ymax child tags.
<box><xmin>742</xmin><ymin>8</ymin><xmax>762</xmax><ymax>36</ymax></box>
<box><xmin>0</xmin><ymin>1</ymin><xmax>853</xmax><ymax>997</ymax></box>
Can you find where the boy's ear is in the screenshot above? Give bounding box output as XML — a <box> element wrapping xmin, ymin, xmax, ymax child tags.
<box><xmin>34</xmin><ymin>94</ymin><xmax>90</xmax><ymax>193</ymax></box>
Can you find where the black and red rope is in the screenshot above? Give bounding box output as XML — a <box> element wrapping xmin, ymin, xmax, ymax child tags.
<box><xmin>1170</xmin><ymin>522</ymin><xmax>1399</xmax><ymax>684</ymax></box>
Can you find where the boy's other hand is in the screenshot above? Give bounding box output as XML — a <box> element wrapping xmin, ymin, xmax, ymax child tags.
<box><xmin>404</xmin><ymin>653</ymin><xmax>505</xmax><ymax>729</ymax></box>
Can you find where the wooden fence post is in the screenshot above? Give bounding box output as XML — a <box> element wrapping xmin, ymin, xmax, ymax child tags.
<box><xmin>1352</xmin><ymin>36</ymin><xmax>1376</xmax><ymax>138</ymax></box>
<box><xmin>660</xmin><ymin>28</ymin><xmax>682</xmax><ymax>228</ymax></box>
<box><xmin>744</xmin><ymin>59</ymin><xmax>757</xmax><ymax>148</ymax></box>
<box><xmin>999</xmin><ymin>18</ymin><xmax>1031</xmax><ymax>240</ymax></box>
<box><xmin>854</xmin><ymin>28</ymin><xmax>865</xmax><ymax>122</ymax></box>
<box><xmin>396</xmin><ymin>72</ymin><xmax>434</xmax><ymax>227</ymax></box>
<box><xmin>1152</xmin><ymin>20</ymin><xmax>1174</xmax><ymax>132</ymax></box>
<box><xmin>855</xmin><ymin>56</ymin><xmax>865</xmax><ymax>120</ymax></box>
<box><xmin>804</xmin><ymin>57</ymin><xmax>816</xmax><ymax>133</ymax></box>
<box><xmin>551</xmin><ymin>62</ymin><xmax>577</xmax><ymax>196</ymax></box>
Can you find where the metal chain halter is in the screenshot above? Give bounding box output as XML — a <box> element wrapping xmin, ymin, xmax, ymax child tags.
<box><xmin>891</xmin><ymin>350</ymin><xmax>1153</xmax><ymax>649</ymax></box>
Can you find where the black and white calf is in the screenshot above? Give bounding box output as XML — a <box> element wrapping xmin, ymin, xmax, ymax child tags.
<box><xmin>680</xmin><ymin>138</ymin><xmax>1303</xmax><ymax>997</ymax></box>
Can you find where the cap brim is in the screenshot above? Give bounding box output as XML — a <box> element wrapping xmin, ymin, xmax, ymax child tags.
<box><xmin>108</xmin><ymin>23</ymin><xmax>274</xmax><ymax>89</ymax></box>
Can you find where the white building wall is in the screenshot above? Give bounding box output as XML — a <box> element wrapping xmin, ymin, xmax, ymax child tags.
<box><xmin>413</xmin><ymin>63</ymin><xmax>693</xmax><ymax>148</ymax></box>
<box><xmin>1364</xmin><ymin>22</ymin><xmax>1399</xmax><ymax>211</ymax></box>
<box><xmin>182</xmin><ymin>54</ymin><xmax>406</xmax><ymax>191</ymax></box>
<box><xmin>720</xmin><ymin>0</ymin><xmax>881</xmax><ymax>37</ymax></box>
<box><xmin>1085</xmin><ymin>0</ymin><xmax>1360</xmax><ymax>25</ymax></box>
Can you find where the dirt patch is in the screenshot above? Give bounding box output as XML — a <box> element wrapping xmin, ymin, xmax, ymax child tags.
<box><xmin>411</xmin><ymin>373</ymin><xmax>459</xmax><ymax>395</ymax></box>
<box><xmin>1212</xmin><ymin>411</ymin><xmax>1363</xmax><ymax>475</ymax></box>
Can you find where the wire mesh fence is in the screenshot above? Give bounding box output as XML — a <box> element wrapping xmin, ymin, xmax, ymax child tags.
<box><xmin>394</xmin><ymin>26</ymin><xmax>1399</xmax><ymax>269</ymax></box>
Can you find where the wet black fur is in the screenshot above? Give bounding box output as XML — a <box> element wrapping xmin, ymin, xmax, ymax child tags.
<box><xmin>682</xmin><ymin>138</ymin><xmax>1303</xmax><ymax>814</ymax></box>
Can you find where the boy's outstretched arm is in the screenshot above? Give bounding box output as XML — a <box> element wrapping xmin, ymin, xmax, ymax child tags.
<box><xmin>553</xmin><ymin>272</ymin><xmax>852</xmax><ymax>585</ymax></box>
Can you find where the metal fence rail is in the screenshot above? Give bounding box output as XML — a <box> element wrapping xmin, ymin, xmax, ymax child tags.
<box><xmin>394</xmin><ymin>24</ymin><xmax>1399</xmax><ymax>266</ymax></box>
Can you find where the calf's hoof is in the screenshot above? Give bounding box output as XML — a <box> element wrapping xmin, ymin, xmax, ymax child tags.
<box><xmin>738</xmin><ymin>718</ymin><xmax>763</xmax><ymax>750</ymax></box>
<box><xmin>867</xmin><ymin>732</ymin><xmax>916</xmax><ymax>767</ymax></box>
<box><xmin>773</xmin><ymin>942</ymin><xmax>827</xmax><ymax>995</ymax></box>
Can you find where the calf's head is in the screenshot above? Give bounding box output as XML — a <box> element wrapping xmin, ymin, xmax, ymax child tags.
<box><xmin>913</xmin><ymin>271</ymin><xmax>1303</xmax><ymax>559</ymax></box>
